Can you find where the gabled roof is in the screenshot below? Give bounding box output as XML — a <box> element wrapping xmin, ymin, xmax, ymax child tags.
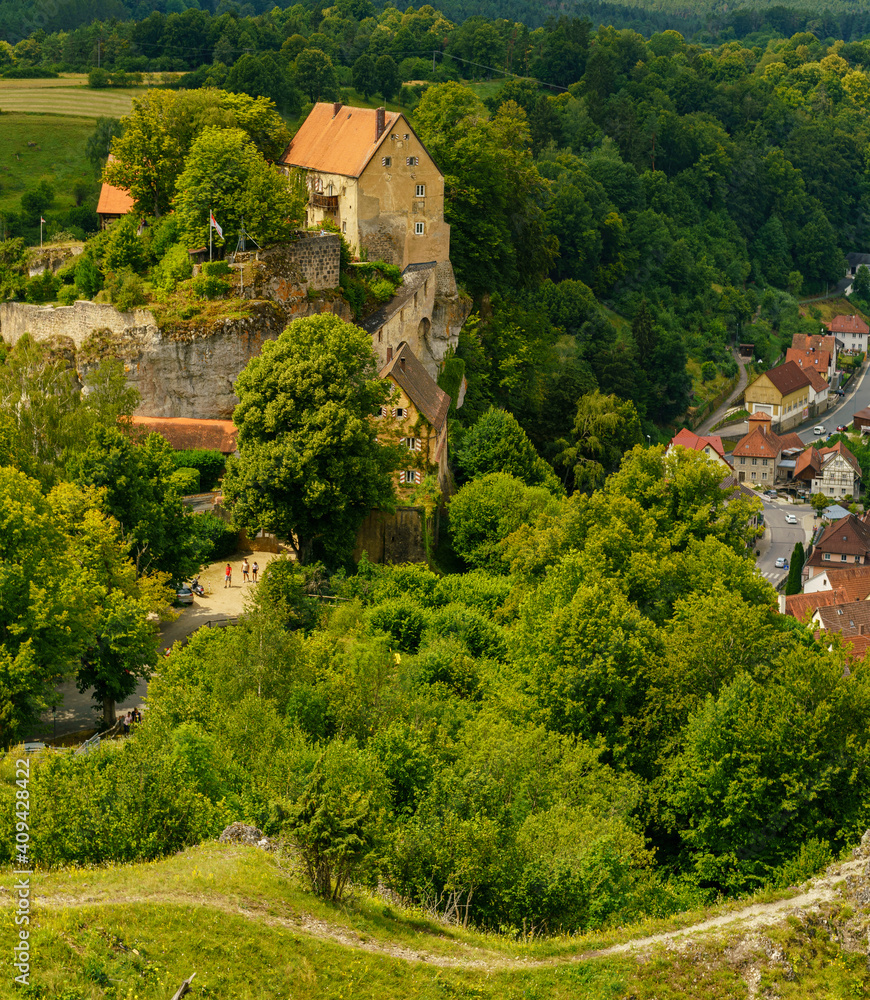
<box><xmin>669</xmin><ymin>428</ymin><xmax>729</xmax><ymax>462</ymax></box>
<box><xmin>803</xmin><ymin>367</ymin><xmax>829</xmax><ymax>393</ymax></box>
<box><xmin>819</xmin><ymin>440</ymin><xmax>862</xmax><ymax>478</ymax></box>
<box><xmin>280</xmin><ymin>103</ymin><xmax>403</xmax><ymax>178</ymax></box>
<box><xmin>827</xmin><ymin>314</ymin><xmax>870</xmax><ymax>335</ymax></box>
<box><xmin>854</xmin><ymin>406</ymin><xmax>870</xmax><ymax>424</ymax></box>
<box><xmin>130</xmin><ymin>416</ymin><xmax>238</xmax><ymax>454</ymax></box>
<box><xmin>97</xmin><ymin>154</ymin><xmax>135</xmax><ymax>217</ymax></box>
<box><xmin>757</xmin><ymin>360</ymin><xmax>812</xmax><ymax>396</ymax></box>
<box><xmin>732</xmin><ymin>418</ymin><xmax>784</xmax><ymax>460</ymax></box>
<box><xmin>779</xmin><ymin>431</ymin><xmax>806</xmax><ymax>452</ymax></box>
<box><xmin>813</xmin><ymin>513</ymin><xmax>870</xmax><ymax>556</ymax></box>
<box><xmin>794</xmin><ymin>447</ymin><xmax>822</xmax><ymax>479</ymax></box>
<box><xmin>380</xmin><ymin>342</ymin><xmax>450</xmax><ymax>429</ymax></box>
<box><xmin>815</xmin><ymin>600</ymin><xmax>870</xmax><ymax>660</ymax></box>
<box><xmin>784</xmin><ymin>588</ymin><xmax>849</xmax><ymax>621</ymax></box>
<box><xmin>792</xmin><ymin>334</ymin><xmax>837</xmax><ymax>356</ymax></box>
<box><xmin>786</xmin><ymin>347</ymin><xmax>830</xmax><ymax>375</ymax></box>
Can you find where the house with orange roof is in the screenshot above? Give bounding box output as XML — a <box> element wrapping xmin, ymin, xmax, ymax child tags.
<box><xmin>780</xmin><ymin>588</ymin><xmax>850</xmax><ymax>621</ymax></box>
<box><xmin>666</xmin><ymin>428</ymin><xmax>732</xmax><ymax>472</ymax></box>
<box><xmin>803</xmin><ymin>513</ymin><xmax>870</xmax><ymax>581</ymax></box>
<box><xmin>803</xmin><ymin>564</ymin><xmax>870</xmax><ymax>599</ymax></box>
<box><xmin>791</xmin><ymin>333</ymin><xmax>838</xmax><ymax>377</ymax></box>
<box><xmin>730</xmin><ymin>413</ymin><xmax>804</xmax><ymax>485</ymax></box>
<box><xmin>815</xmin><ymin>440</ymin><xmax>862</xmax><ymax>499</ymax></box>
<box><xmin>96</xmin><ymin>155</ymin><xmax>135</xmax><ymax>229</ymax></box>
<box><xmin>826</xmin><ymin>314</ymin><xmax>869</xmax><ymax>354</ymax></box>
<box><xmin>743</xmin><ymin>360</ymin><xmax>811</xmax><ymax>430</ymax></box>
<box><xmin>785</xmin><ymin>345</ymin><xmax>831</xmax><ymax>380</ymax></box>
<box><xmin>811</xmin><ymin>600</ymin><xmax>870</xmax><ymax>661</ymax></box>
<box><xmin>280</xmin><ymin>103</ymin><xmax>449</xmax><ymax>270</ymax></box>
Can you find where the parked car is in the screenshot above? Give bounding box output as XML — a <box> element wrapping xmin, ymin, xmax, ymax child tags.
<box><xmin>775</xmin><ymin>557</ymin><xmax>788</xmax><ymax>568</ymax></box>
<box><xmin>814</xmin><ymin>425</ymin><xmax>826</xmax><ymax>435</ymax></box>
<box><xmin>785</xmin><ymin>513</ymin><xmax>797</xmax><ymax>524</ymax></box>
<box><xmin>765</xmin><ymin>489</ymin><xmax>778</xmax><ymax>499</ymax></box>
<box><xmin>834</xmin><ymin>388</ymin><xmax>845</xmax><ymax>396</ymax></box>
<box><xmin>175</xmin><ymin>586</ymin><xmax>194</xmax><ymax>606</ymax></box>
<box><xmin>836</xmin><ymin>424</ymin><xmax>848</xmax><ymax>432</ymax></box>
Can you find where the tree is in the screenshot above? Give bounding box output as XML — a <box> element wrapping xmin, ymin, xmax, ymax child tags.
<box><xmin>174</xmin><ymin>127</ymin><xmax>305</xmax><ymax>251</ymax></box>
<box><xmin>453</xmin><ymin>408</ymin><xmax>562</xmax><ymax>492</ymax></box>
<box><xmin>287</xmin><ymin>764</ymin><xmax>372</xmax><ymax>901</ymax></box>
<box><xmin>557</xmin><ymin>391</ymin><xmax>643</xmax><ymax>492</ymax></box>
<box><xmin>375</xmin><ymin>54</ymin><xmax>400</xmax><ymax>102</ymax></box>
<box><xmin>67</xmin><ymin>426</ymin><xmax>206</xmax><ymax>582</ymax></box>
<box><xmin>105</xmin><ymin>89</ymin><xmax>291</xmax><ymax>217</ymax></box>
<box><xmin>85</xmin><ymin>116</ymin><xmax>123</xmax><ymax>169</ymax></box>
<box><xmin>225</xmin><ymin>52</ymin><xmax>300</xmax><ymax>114</ymax></box>
<box><xmin>222</xmin><ymin>315</ymin><xmax>399</xmax><ymax>565</ymax></box>
<box><xmin>853</xmin><ymin>265</ymin><xmax>870</xmax><ymax>301</ymax></box>
<box><xmin>103</xmin><ymin>215</ymin><xmax>147</xmax><ymax>274</ymax></box>
<box><xmin>785</xmin><ymin>541</ymin><xmax>805</xmax><ymax>596</ymax></box>
<box><xmin>294</xmin><ymin>48</ymin><xmax>339</xmax><ymax>102</ymax></box>
<box><xmin>352</xmin><ymin>53</ymin><xmax>377</xmax><ymax>100</ymax></box>
<box><xmin>448</xmin><ymin>472</ymin><xmax>564</xmax><ymax>573</ymax></box>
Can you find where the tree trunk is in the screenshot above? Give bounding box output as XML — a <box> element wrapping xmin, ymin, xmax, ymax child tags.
<box><xmin>103</xmin><ymin>696</ymin><xmax>116</xmax><ymax>728</ymax></box>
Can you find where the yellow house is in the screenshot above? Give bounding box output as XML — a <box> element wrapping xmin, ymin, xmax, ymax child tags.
<box><xmin>378</xmin><ymin>341</ymin><xmax>451</xmax><ymax>495</ymax></box>
<box><xmin>743</xmin><ymin>360</ymin><xmax>811</xmax><ymax>431</ymax></box>
<box><xmin>280</xmin><ymin>103</ymin><xmax>450</xmax><ymax>270</ymax></box>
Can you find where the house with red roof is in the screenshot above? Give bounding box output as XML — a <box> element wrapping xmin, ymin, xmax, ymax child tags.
<box><xmin>280</xmin><ymin>103</ymin><xmax>449</xmax><ymax>270</ymax></box>
<box><xmin>666</xmin><ymin>428</ymin><xmax>732</xmax><ymax>472</ymax></box>
<box><xmin>803</xmin><ymin>513</ymin><xmax>870</xmax><ymax>581</ymax></box>
<box><xmin>785</xmin><ymin>345</ymin><xmax>831</xmax><ymax>380</ymax></box>
<box><xmin>130</xmin><ymin>416</ymin><xmax>238</xmax><ymax>455</ymax></box>
<box><xmin>96</xmin><ymin>155</ymin><xmax>135</xmax><ymax>230</ymax></box>
<box><xmin>730</xmin><ymin>413</ymin><xmax>804</xmax><ymax>485</ymax></box>
<box><xmin>791</xmin><ymin>334</ymin><xmax>838</xmax><ymax>377</ymax></box>
<box><xmin>826</xmin><ymin>314</ymin><xmax>870</xmax><ymax>354</ymax></box>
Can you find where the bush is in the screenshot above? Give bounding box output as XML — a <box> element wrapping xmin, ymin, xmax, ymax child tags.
<box><xmin>202</xmin><ymin>260</ymin><xmax>231</xmax><ymax>277</ymax></box>
<box><xmin>367</xmin><ymin>598</ymin><xmax>430</xmax><ymax>652</ymax></box>
<box><xmin>24</xmin><ymin>269</ymin><xmax>59</xmax><ymax>303</ymax></box>
<box><xmin>172</xmin><ymin>448</ymin><xmax>226</xmax><ymax>491</ymax></box>
<box><xmin>171</xmin><ymin>466</ymin><xmax>200</xmax><ymax>494</ymax></box>
<box><xmin>104</xmin><ymin>216</ymin><xmax>146</xmax><ymax>273</ymax></box>
<box><xmin>153</xmin><ymin>243</ymin><xmax>193</xmax><ymax>291</ymax></box>
<box><xmin>426</xmin><ymin>603</ymin><xmax>506</xmax><ymax>659</ymax></box>
<box><xmin>57</xmin><ymin>284</ymin><xmax>78</xmax><ymax>305</ymax></box>
<box><xmin>74</xmin><ymin>254</ymin><xmax>103</xmax><ymax>299</ymax></box>
<box><xmin>107</xmin><ymin>269</ymin><xmax>147</xmax><ymax>310</ymax></box>
<box><xmin>191</xmin><ymin>510</ymin><xmax>239</xmax><ymax>561</ymax></box>
<box><xmin>88</xmin><ymin>68</ymin><xmax>111</xmax><ymax>88</ymax></box>
<box><xmin>192</xmin><ymin>271</ymin><xmax>231</xmax><ymax>299</ymax></box>
<box><xmin>369</xmin><ymin>277</ymin><xmax>396</xmax><ymax>303</ymax></box>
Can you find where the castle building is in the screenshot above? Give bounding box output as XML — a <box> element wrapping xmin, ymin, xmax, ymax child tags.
<box><xmin>279</xmin><ymin>102</ymin><xmax>450</xmax><ymax>270</ymax></box>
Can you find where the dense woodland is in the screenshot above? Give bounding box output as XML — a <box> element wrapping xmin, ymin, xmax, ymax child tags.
<box><xmin>3</xmin><ymin>0</ymin><xmax>870</xmax><ymax>944</ymax></box>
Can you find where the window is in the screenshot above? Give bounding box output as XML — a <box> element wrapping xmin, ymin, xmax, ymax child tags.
<box><xmin>415</xmin><ymin>222</ymin><xmax>425</xmax><ymax>235</ymax></box>
<box><xmin>392</xmin><ymin>133</ymin><xmax>400</xmax><ymax>141</ymax></box>
<box><xmin>402</xmin><ymin>470</ymin><xmax>416</xmax><ymax>484</ymax></box>
<box><xmin>394</xmin><ymin>407</ymin><xmax>406</xmax><ymax>419</ymax></box>
<box><xmin>752</xmin><ymin>458</ymin><xmax>757</xmax><ymax>466</ymax></box>
<box><xmin>842</xmin><ymin>554</ymin><xmax>848</xmax><ymax>562</ymax></box>
<box><xmin>327</xmin><ymin>182</ymin><xmax>334</xmax><ymax>195</ymax></box>
<box><xmin>403</xmin><ymin>133</ymin><xmax>409</xmax><ymax>140</ymax></box>
<box><xmin>824</xmin><ymin>553</ymin><xmax>831</xmax><ymax>560</ymax></box>
<box><xmin>762</xmin><ymin>458</ymin><xmax>769</xmax><ymax>466</ymax></box>
<box><xmin>761</xmin><ymin>472</ymin><xmax>767</xmax><ymax>479</ymax></box>
<box><xmin>407</xmin><ymin>156</ymin><xmax>419</xmax><ymax>166</ymax></box>
<box><xmin>403</xmin><ymin>437</ymin><xmax>421</xmax><ymax>452</ymax></box>
<box><xmin>416</xmin><ymin>184</ymin><xmax>426</xmax><ymax>197</ymax></box>
<box><xmin>342</xmin><ymin>221</ymin><xmax>346</xmax><ymax>233</ymax></box>
<box><xmin>382</xmin><ymin>156</ymin><xmax>391</xmax><ymax>167</ymax></box>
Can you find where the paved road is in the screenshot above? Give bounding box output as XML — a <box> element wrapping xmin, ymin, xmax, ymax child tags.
<box><xmin>755</xmin><ymin>498</ymin><xmax>816</xmax><ymax>586</ymax></box>
<box><xmin>696</xmin><ymin>348</ymin><xmax>749</xmax><ymax>435</ymax></box>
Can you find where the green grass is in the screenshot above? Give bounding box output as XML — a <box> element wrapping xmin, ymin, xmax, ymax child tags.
<box><xmin>0</xmin><ymin>113</ymin><xmax>98</xmax><ymax>215</ymax></box>
<box><xmin>0</xmin><ymin>87</ymin><xmax>138</xmax><ymax>117</ymax></box>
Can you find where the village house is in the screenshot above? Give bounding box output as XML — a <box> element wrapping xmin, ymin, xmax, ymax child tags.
<box><xmin>666</xmin><ymin>428</ymin><xmax>732</xmax><ymax>472</ymax></box>
<box><xmin>743</xmin><ymin>361</ymin><xmax>812</xmax><ymax>430</ymax></box>
<box><xmin>730</xmin><ymin>413</ymin><xmax>804</xmax><ymax>484</ymax></box>
<box><xmin>280</xmin><ymin>103</ymin><xmax>450</xmax><ymax>270</ymax></box>
<box><xmin>379</xmin><ymin>341</ymin><xmax>451</xmax><ymax>494</ymax></box>
<box><xmin>785</xmin><ymin>345</ymin><xmax>831</xmax><ymax>380</ymax></box>
<box><xmin>803</xmin><ymin>513</ymin><xmax>870</xmax><ymax>581</ymax></box>
<box><xmin>826</xmin><ymin>314</ymin><xmax>870</xmax><ymax>354</ymax></box>
<box><xmin>810</xmin><ymin>601</ymin><xmax>870</xmax><ymax>660</ymax></box>
<box><xmin>791</xmin><ymin>333</ymin><xmax>838</xmax><ymax>379</ymax></box>
<box><xmin>793</xmin><ymin>441</ymin><xmax>860</xmax><ymax>497</ymax></box>
<box><xmin>803</xmin><ymin>564</ymin><xmax>870</xmax><ymax>598</ymax></box>
<box><xmin>96</xmin><ymin>156</ymin><xmax>134</xmax><ymax>230</ymax></box>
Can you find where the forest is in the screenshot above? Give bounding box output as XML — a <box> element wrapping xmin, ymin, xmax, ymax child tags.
<box><xmin>2</xmin><ymin>0</ymin><xmax>870</xmax><ymax>952</ymax></box>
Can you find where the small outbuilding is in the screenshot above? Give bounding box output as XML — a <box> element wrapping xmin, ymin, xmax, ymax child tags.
<box><xmin>854</xmin><ymin>406</ymin><xmax>870</xmax><ymax>433</ymax></box>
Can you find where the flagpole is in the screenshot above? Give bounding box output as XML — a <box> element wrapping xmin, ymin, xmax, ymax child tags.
<box><xmin>39</xmin><ymin>217</ymin><xmax>43</xmax><ymax>249</ymax></box>
<box><xmin>209</xmin><ymin>208</ymin><xmax>212</xmax><ymax>263</ymax></box>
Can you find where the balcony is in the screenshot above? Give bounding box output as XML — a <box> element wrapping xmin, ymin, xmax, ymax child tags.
<box><xmin>311</xmin><ymin>193</ymin><xmax>339</xmax><ymax>212</ymax></box>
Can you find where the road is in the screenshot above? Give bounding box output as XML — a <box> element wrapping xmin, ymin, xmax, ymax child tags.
<box><xmin>755</xmin><ymin>498</ymin><xmax>816</xmax><ymax>587</ymax></box>
<box><xmin>792</xmin><ymin>359</ymin><xmax>870</xmax><ymax>445</ymax></box>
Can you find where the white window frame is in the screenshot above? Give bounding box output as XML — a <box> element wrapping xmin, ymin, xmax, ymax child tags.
<box><xmin>415</xmin><ymin>222</ymin><xmax>425</xmax><ymax>235</ymax></box>
<box><xmin>402</xmin><ymin>470</ymin><xmax>416</xmax><ymax>484</ymax></box>
<box><xmin>415</xmin><ymin>184</ymin><xmax>426</xmax><ymax>197</ymax></box>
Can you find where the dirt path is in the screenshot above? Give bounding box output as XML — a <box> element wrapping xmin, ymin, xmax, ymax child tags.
<box><xmin>27</xmin><ymin>856</ymin><xmax>867</xmax><ymax>971</ymax></box>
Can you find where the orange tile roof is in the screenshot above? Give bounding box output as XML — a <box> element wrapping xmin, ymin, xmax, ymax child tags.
<box><xmin>97</xmin><ymin>181</ymin><xmax>134</xmax><ymax>216</ymax></box>
<box><xmin>784</xmin><ymin>588</ymin><xmax>849</xmax><ymax>621</ymax></box>
<box><xmin>803</xmin><ymin>367</ymin><xmax>829</xmax><ymax>393</ymax></box>
<box><xmin>669</xmin><ymin>428</ymin><xmax>729</xmax><ymax>462</ymax></box>
<box><xmin>733</xmin><ymin>422</ymin><xmax>784</xmax><ymax>459</ymax></box>
<box><xmin>793</xmin><ymin>447</ymin><xmax>822</xmax><ymax>479</ymax></box>
<box><xmin>786</xmin><ymin>347</ymin><xmax>830</xmax><ymax>375</ymax></box>
<box><xmin>792</xmin><ymin>334</ymin><xmax>837</xmax><ymax>355</ymax></box>
<box><xmin>819</xmin><ymin>440</ymin><xmax>862</xmax><ymax>478</ymax></box>
<box><xmin>280</xmin><ymin>103</ymin><xmax>402</xmax><ymax>178</ymax></box>
<box><xmin>827</xmin><ymin>314</ymin><xmax>870</xmax><ymax>335</ymax></box>
<box><xmin>809</xmin><ymin>566</ymin><xmax>870</xmax><ymax>600</ymax></box>
<box><xmin>130</xmin><ymin>416</ymin><xmax>238</xmax><ymax>453</ymax></box>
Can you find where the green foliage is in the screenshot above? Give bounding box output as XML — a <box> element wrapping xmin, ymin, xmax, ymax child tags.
<box><xmin>106</xmin><ymin>268</ymin><xmax>147</xmax><ymax>310</ymax></box>
<box><xmin>557</xmin><ymin>390</ymin><xmax>643</xmax><ymax>492</ymax></box>
<box><xmin>152</xmin><ymin>243</ymin><xmax>192</xmax><ymax>292</ymax></box>
<box><xmin>24</xmin><ymin>268</ymin><xmax>59</xmax><ymax>303</ymax></box>
<box><xmin>171</xmin><ymin>448</ymin><xmax>225</xmax><ymax>491</ymax></box>
<box><xmin>368</xmin><ymin>598</ymin><xmax>429</xmax><ymax>652</ymax></box>
<box><xmin>85</xmin><ymin>117</ymin><xmax>123</xmax><ymax>169</ymax></box>
<box><xmin>192</xmin><ymin>271</ymin><xmax>231</xmax><ymax>300</ymax></box>
<box><xmin>222</xmin><ymin>314</ymin><xmax>399</xmax><ymax>566</ymax></box>
<box><xmin>171</xmin><ymin>466</ymin><xmax>200</xmax><ymax>494</ymax></box>
<box><xmin>190</xmin><ymin>510</ymin><xmax>238</xmax><ymax>563</ymax></box>
<box><xmin>74</xmin><ymin>254</ymin><xmax>103</xmax><ymax>299</ymax></box>
<box><xmin>785</xmin><ymin>541</ymin><xmax>805</xmax><ymax>597</ymax></box>
<box><xmin>103</xmin><ymin>216</ymin><xmax>147</xmax><ymax>274</ymax></box>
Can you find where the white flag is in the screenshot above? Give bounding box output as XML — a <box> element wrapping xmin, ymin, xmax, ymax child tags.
<box><xmin>210</xmin><ymin>211</ymin><xmax>223</xmax><ymax>239</ymax></box>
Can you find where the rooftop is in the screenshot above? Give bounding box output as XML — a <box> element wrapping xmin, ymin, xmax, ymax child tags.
<box><xmin>130</xmin><ymin>416</ymin><xmax>238</xmax><ymax>454</ymax></box>
<box><xmin>757</xmin><ymin>360</ymin><xmax>812</xmax><ymax>396</ymax></box>
<box><xmin>827</xmin><ymin>314</ymin><xmax>870</xmax><ymax>335</ymax></box>
<box><xmin>280</xmin><ymin>103</ymin><xmax>404</xmax><ymax>179</ymax></box>
<box><xmin>669</xmin><ymin>428</ymin><xmax>729</xmax><ymax>462</ymax></box>
<box><xmin>380</xmin><ymin>342</ymin><xmax>450</xmax><ymax>429</ymax></box>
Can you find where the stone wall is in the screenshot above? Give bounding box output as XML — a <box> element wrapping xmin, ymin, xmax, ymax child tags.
<box><xmin>0</xmin><ymin>300</ymin><xmax>156</xmax><ymax>350</ymax></box>
<box><xmin>353</xmin><ymin>507</ymin><xmax>427</xmax><ymax>563</ymax></box>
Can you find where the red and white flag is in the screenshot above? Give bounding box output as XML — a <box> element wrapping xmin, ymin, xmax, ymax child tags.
<box><xmin>39</xmin><ymin>217</ymin><xmax>45</xmax><ymax>224</ymax></box>
<box><xmin>209</xmin><ymin>211</ymin><xmax>223</xmax><ymax>239</ymax></box>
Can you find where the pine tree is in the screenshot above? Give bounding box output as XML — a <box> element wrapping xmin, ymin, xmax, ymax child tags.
<box><xmin>785</xmin><ymin>540</ymin><xmax>805</xmax><ymax>596</ymax></box>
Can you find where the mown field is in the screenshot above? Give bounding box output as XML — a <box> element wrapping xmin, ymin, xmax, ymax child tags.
<box><xmin>0</xmin><ymin>113</ymin><xmax>96</xmax><ymax>215</ymax></box>
<box><xmin>0</xmin><ymin>77</ymin><xmax>138</xmax><ymax>118</ymax></box>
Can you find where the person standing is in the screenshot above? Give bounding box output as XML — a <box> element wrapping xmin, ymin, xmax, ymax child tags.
<box><xmin>224</xmin><ymin>563</ymin><xmax>232</xmax><ymax>588</ymax></box>
<box><xmin>252</xmin><ymin>561</ymin><xmax>259</xmax><ymax>583</ymax></box>
<box><xmin>242</xmin><ymin>558</ymin><xmax>250</xmax><ymax>583</ymax></box>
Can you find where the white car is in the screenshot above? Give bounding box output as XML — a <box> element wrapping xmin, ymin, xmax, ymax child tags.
<box><xmin>775</xmin><ymin>557</ymin><xmax>788</xmax><ymax>568</ymax></box>
<box><xmin>814</xmin><ymin>425</ymin><xmax>826</xmax><ymax>436</ymax></box>
<box><xmin>785</xmin><ymin>513</ymin><xmax>797</xmax><ymax>524</ymax></box>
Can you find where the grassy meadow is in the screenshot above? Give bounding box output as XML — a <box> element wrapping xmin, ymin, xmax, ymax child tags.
<box><xmin>0</xmin><ymin>75</ymin><xmax>139</xmax><ymax>117</ymax></box>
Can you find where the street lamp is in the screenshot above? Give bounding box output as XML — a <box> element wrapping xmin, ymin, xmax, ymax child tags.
<box><xmin>646</xmin><ymin>434</ymin><xmax>651</xmax><ymax>447</ymax></box>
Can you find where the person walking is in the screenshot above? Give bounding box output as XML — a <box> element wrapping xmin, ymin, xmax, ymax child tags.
<box><xmin>242</xmin><ymin>558</ymin><xmax>250</xmax><ymax>583</ymax></box>
<box><xmin>252</xmin><ymin>561</ymin><xmax>259</xmax><ymax>583</ymax></box>
<box><xmin>224</xmin><ymin>563</ymin><xmax>232</xmax><ymax>588</ymax></box>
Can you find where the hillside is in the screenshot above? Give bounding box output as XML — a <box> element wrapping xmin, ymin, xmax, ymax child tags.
<box><xmin>4</xmin><ymin>835</ymin><xmax>870</xmax><ymax>998</ymax></box>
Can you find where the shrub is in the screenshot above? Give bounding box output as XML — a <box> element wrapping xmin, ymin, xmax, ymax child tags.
<box><xmin>202</xmin><ymin>260</ymin><xmax>231</xmax><ymax>277</ymax></box>
<box><xmin>74</xmin><ymin>254</ymin><xmax>103</xmax><ymax>299</ymax></box>
<box><xmin>88</xmin><ymin>68</ymin><xmax>111</xmax><ymax>88</ymax></box>
<box><xmin>24</xmin><ymin>269</ymin><xmax>59</xmax><ymax>303</ymax></box>
<box><xmin>369</xmin><ymin>277</ymin><xmax>396</xmax><ymax>303</ymax></box>
<box><xmin>57</xmin><ymin>284</ymin><xmax>78</xmax><ymax>305</ymax></box>
<box><xmin>192</xmin><ymin>271</ymin><xmax>231</xmax><ymax>299</ymax></box>
<box><xmin>426</xmin><ymin>603</ymin><xmax>506</xmax><ymax>659</ymax></box>
<box><xmin>367</xmin><ymin>598</ymin><xmax>430</xmax><ymax>652</ymax></box>
<box><xmin>172</xmin><ymin>448</ymin><xmax>226</xmax><ymax>491</ymax></box>
<box><xmin>171</xmin><ymin>466</ymin><xmax>200</xmax><ymax>494</ymax></box>
<box><xmin>153</xmin><ymin>243</ymin><xmax>193</xmax><ymax>291</ymax></box>
<box><xmin>190</xmin><ymin>510</ymin><xmax>239</xmax><ymax>562</ymax></box>
<box><xmin>107</xmin><ymin>269</ymin><xmax>147</xmax><ymax>310</ymax></box>
<box><xmin>104</xmin><ymin>216</ymin><xmax>146</xmax><ymax>273</ymax></box>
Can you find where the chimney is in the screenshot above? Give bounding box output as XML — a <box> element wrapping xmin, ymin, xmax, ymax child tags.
<box><xmin>333</xmin><ymin>102</ymin><xmax>342</xmax><ymax>117</ymax></box>
<box><xmin>376</xmin><ymin>107</ymin><xmax>386</xmax><ymax>142</ymax></box>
